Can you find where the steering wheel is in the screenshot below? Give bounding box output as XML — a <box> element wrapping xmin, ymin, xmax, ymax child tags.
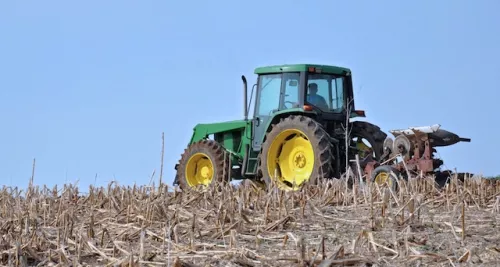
<box><xmin>284</xmin><ymin>101</ymin><xmax>297</xmax><ymax>108</ymax></box>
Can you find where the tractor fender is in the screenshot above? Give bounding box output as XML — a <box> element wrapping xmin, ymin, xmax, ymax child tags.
<box><xmin>259</xmin><ymin>109</ymin><xmax>317</xmax><ymax>145</ymax></box>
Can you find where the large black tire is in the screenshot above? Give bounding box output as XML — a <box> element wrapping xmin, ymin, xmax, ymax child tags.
<box><xmin>350</xmin><ymin>121</ymin><xmax>387</xmax><ymax>161</ymax></box>
<box><xmin>175</xmin><ymin>139</ymin><xmax>230</xmax><ymax>191</ymax></box>
<box><xmin>259</xmin><ymin>115</ymin><xmax>334</xmax><ymax>191</ymax></box>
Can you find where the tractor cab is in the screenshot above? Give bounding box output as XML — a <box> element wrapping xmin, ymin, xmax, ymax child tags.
<box><xmin>250</xmin><ymin>64</ymin><xmax>363</xmax><ymax>151</ymax></box>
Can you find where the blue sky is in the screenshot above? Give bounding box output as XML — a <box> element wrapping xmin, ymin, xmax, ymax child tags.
<box><xmin>1</xmin><ymin>0</ymin><xmax>499</xmax><ymax>190</ymax></box>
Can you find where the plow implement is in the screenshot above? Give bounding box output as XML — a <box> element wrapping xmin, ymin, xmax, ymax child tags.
<box><xmin>361</xmin><ymin>124</ymin><xmax>471</xmax><ymax>187</ymax></box>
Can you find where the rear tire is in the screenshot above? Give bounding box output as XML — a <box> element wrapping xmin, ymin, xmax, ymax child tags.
<box><xmin>259</xmin><ymin>115</ymin><xmax>334</xmax><ymax>191</ymax></box>
<box><xmin>176</xmin><ymin>139</ymin><xmax>230</xmax><ymax>191</ymax></box>
<box><xmin>350</xmin><ymin>121</ymin><xmax>387</xmax><ymax>161</ymax></box>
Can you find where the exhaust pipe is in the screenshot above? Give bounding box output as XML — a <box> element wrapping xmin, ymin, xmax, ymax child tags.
<box><xmin>242</xmin><ymin>75</ymin><xmax>248</xmax><ymax>121</ymax></box>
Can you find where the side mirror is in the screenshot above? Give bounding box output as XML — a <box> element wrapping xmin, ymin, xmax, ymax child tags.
<box><xmin>288</xmin><ymin>80</ymin><xmax>298</xmax><ymax>86</ymax></box>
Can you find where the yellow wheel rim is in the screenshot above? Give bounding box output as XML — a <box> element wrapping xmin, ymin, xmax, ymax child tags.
<box><xmin>266</xmin><ymin>129</ymin><xmax>314</xmax><ymax>191</ymax></box>
<box><xmin>374</xmin><ymin>172</ymin><xmax>393</xmax><ymax>187</ymax></box>
<box><xmin>185</xmin><ymin>153</ymin><xmax>214</xmax><ymax>187</ymax></box>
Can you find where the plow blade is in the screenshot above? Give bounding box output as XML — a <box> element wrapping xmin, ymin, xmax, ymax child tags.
<box><xmin>389</xmin><ymin>124</ymin><xmax>471</xmax><ymax>148</ymax></box>
<box><xmin>363</xmin><ymin>123</ymin><xmax>472</xmax><ymax>181</ymax></box>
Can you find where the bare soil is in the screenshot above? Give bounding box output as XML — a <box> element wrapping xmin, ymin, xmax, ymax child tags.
<box><xmin>1</xmin><ymin>176</ymin><xmax>499</xmax><ymax>266</ymax></box>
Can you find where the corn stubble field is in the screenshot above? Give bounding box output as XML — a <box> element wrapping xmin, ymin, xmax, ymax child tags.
<box><xmin>1</xmin><ymin>175</ymin><xmax>499</xmax><ymax>267</ymax></box>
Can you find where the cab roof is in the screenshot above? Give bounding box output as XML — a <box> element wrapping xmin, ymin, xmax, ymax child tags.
<box><xmin>254</xmin><ymin>64</ymin><xmax>351</xmax><ymax>75</ymax></box>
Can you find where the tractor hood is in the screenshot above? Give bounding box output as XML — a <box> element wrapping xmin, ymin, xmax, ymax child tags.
<box><xmin>189</xmin><ymin>119</ymin><xmax>251</xmax><ymax>144</ymax></box>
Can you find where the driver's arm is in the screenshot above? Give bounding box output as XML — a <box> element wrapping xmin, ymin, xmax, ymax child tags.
<box><xmin>319</xmin><ymin>96</ymin><xmax>329</xmax><ymax>109</ymax></box>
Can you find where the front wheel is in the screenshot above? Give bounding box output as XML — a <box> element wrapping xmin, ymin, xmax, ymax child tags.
<box><xmin>175</xmin><ymin>139</ymin><xmax>230</xmax><ymax>191</ymax></box>
<box><xmin>259</xmin><ymin>115</ymin><xmax>334</xmax><ymax>191</ymax></box>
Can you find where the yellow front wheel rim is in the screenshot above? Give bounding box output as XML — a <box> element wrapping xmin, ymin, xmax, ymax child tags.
<box><xmin>267</xmin><ymin>129</ymin><xmax>314</xmax><ymax>190</ymax></box>
<box><xmin>374</xmin><ymin>172</ymin><xmax>392</xmax><ymax>187</ymax></box>
<box><xmin>185</xmin><ymin>153</ymin><xmax>214</xmax><ymax>187</ymax></box>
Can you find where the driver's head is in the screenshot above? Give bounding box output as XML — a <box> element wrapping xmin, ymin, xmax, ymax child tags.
<box><xmin>308</xmin><ymin>83</ymin><xmax>318</xmax><ymax>95</ymax></box>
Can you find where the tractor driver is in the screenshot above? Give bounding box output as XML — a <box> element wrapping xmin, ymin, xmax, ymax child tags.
<box><xmin>307</xmin><ymin>83</ymin><xmax>329</xmax><ymax>109</ymax></box>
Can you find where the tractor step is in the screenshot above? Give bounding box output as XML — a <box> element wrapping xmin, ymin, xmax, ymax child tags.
<box><xmin>244</xmin><ymin>156</ymin><xmax>259</xmax><ymax>176</ymax></box>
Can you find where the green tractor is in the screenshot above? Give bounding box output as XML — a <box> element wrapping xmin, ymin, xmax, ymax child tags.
<box><xmin>173</xmin><ymin>64</ymin><xmax>387</xmax><ymax>191</ymax></box>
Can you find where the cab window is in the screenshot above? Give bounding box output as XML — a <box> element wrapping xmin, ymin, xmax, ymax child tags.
<box><xmin>256</xmin><ymin>74</ymin><xmax>282</xmax><ymax>116</ymax></box>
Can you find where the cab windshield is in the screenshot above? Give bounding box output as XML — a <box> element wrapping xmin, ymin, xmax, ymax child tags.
<box><xmin>306</xmin><ymin>73</ymin><xmax>346</xmax><ymax>112</ymax></box>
